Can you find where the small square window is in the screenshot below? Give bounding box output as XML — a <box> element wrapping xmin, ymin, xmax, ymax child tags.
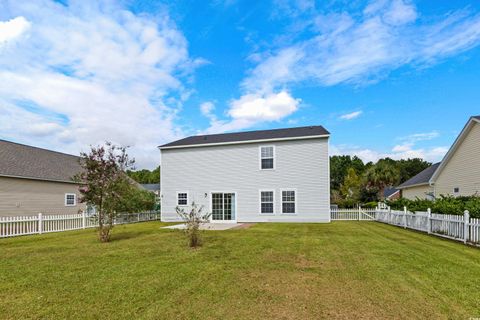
<box><xmin>177</xmin><ymin>192</ymin><xmax>188</xmax><ymax>206</ymax></box>
<box><xmin>453</xmin><ymin>187</ymin><xmax>460</xmax><ymax>194</ymax></box>
<box><xmin>65</xmin><ymin>194</ymin><xmax>76</xmax><ymax>206</ymax></box>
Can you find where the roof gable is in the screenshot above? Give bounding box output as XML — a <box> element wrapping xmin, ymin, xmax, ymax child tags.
<box><xmin>397</xmin><ymin>163</ymin><xmax>440</xmax><ymax>189</ymax></box>
<box><xmin>160</xmin><ymin>125</ymin><xmax>330</xmax><ymax>149</ymax></box>
<box><xmin>430</xmin><ymin>116</ymin><xmax>480</xmax><ymax>183</ymax></box>
<box><xmin>0</xmin><ymin>140</ymin><xmax>82</xmax><ymax>183</ymax></box>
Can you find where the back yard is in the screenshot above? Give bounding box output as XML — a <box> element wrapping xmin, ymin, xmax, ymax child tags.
<box><xmin>1</xmin><ymin>222</ymin><xmax>479</xmax><ymax>319</ymax></box>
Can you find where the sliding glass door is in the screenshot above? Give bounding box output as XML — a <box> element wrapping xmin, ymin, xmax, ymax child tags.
<box><xmin>211</xmin><ymin>193</ymin><xmax>236</xmax><ymax>222</ymax></box>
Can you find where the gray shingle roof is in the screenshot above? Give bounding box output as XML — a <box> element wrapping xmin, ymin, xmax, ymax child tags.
<box><xmin>473</xmin><ymin>115</ymin><xmax>480</xmax><ymax>121</ymax></box>
<box><xmin>0</xmin><ymin>140</ymin><xmax>82</xmax><ymax>183</ymax></box>
<box><xmin>140</xmin><ymin>183</ymin><xmax>160</xmax><ymax>191</ymax></box>
<box><xmin>160</xmin><ymin>125</ymin><xmax>330</xmax><ymax>148</ymax></box>
<box><xmin>383</xmin><ymin>187</ymin><xmax>399</xmax><ymax>198</ymax></box>
<box><xmin>397</xmin><ymin>162</ymin><xmax>440</xmax><ymax>189</ymax></box>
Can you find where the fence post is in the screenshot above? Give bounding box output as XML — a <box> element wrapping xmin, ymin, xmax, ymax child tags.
<box><xmin>464</xmin><ymin>210</ymin><xmax>470</xmax><ymax>244</ymax></box>
<box><xmin>38</xmin><ymin>213</ymin><xmax>43</xmax><ymax>234</ymax></box>
<box><xmin>427</xmin><ymin>208</ymin><xmax>431</xmax><ymax>234</ymax></box>
<box><xmin>82</xmin><ymin>211</ymin><xmax>86</xmax><ymax>229</ymax></box>
<box><xmin>403</xmin><ymin>206</ymin><xmax>407</xmax><ymax>229</ymax></box>
<box><xmin>359</xmin><ymin>206</ymin><xmax>362</xmax><ymax>221</ymax></box>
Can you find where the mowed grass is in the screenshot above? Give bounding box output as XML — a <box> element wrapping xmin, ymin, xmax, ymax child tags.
<box><xmin>1</xmin><ymin>222</ymin><xmax>480</xmax><ymax>320</ymax></box>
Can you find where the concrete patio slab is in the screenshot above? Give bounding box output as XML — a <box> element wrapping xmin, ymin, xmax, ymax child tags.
<box><xmin>162</xmin><ymin>223</ymin><xmax>243</xmax><ymax>230</ymax></box>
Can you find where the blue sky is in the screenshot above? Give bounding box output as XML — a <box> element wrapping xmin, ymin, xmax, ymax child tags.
<box><xmin>0</xmin><ymin>0</ymin><xmax>480</xmax><ymax>168</ymax></box>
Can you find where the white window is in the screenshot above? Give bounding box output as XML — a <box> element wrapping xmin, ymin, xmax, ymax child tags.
<box><xmin>65</xmin><ymin>193</ymin><xmax>76</xmax><ymax>206</ymax></box>
<box><xmin>260</xmin><ymin>146</ymin><xmax>275</xmax><ymax>170</ymax></box>
<box><xmin>177</xmin><ymin>192</ymin><xmax>188</xmax><ymax>206</ymax></box>
<box><xmin>281</xmin><ymin>190</ymin><xmax>296</xmax><ymax>214</ymax></box>
<box><xmin>260</xmin><ymin>190</ymin><xmax>274</xmax><ymax>214</ymax></box>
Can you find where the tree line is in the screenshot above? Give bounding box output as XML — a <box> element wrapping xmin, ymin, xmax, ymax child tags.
<box><xmin>126</xmin><ymin>166</ymin><xmax>160</xmax><ymax>184</ymax></box>
<box><xmin>330</xmin><ymin>156</ymin><xmax>431</xmax><ymax>207</ymax></box>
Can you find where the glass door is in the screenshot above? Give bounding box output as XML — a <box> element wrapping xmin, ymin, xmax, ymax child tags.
<box><xmin>211</xmin><ymin>193</ymin><xmax>236</xmax><ymax>221</ymax></box>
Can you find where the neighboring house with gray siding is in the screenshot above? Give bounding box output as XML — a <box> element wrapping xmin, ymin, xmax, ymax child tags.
<box><xmin>398</xmin><ymin>116</ymin><xmax>480</xmax><ymax>200</ymax></box>
<box><xmin>0</xmin><ymin>140</ymin><xmax>85</xmax><ymax>216</ymax></box>
<box><xmin>159</xmin><ymin>126</ymin><xmax>330</xmax><ymax>223</ymax></box>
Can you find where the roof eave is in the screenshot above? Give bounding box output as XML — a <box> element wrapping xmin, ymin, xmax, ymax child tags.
<box><xmin>0</xmin><ymin>174</ymin><xmax>80</xmax><ymax>184</ymax></box>
<box><xmin>159</xmin><ymin>134</ymin><xmax>330</xmax><ymax>150</ymax></box>
<box><xmin>397</xmin><ymin>182</ymin><xmax>430</xmax><ymax>190</ymax></box>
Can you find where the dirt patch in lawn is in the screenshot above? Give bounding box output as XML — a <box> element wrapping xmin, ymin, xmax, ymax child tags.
<box><xmin>233</xmin><ymin>223</ymin><xmax>256</xmax><ymax>230</ymax></box>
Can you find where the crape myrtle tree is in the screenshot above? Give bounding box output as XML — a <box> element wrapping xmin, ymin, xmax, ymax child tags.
<box><xmin>176</xmin><ymin>202</ymin><xmax>211</xmax><ymax>248</ymax></box>
<box><xmin>75</xmin><ymin>142</ymin><xmax>136</xmax><ymax>243</ymax></box>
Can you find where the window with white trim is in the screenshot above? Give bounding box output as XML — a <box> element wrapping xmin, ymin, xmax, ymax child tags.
<box><xmin>453</xmin><ymin>187</ymin><xmax>460</xmax><ymax>194</ymax></box>
<box><xmin>282</xmin><ymin>190</ymin><xmax>296</xmax><ymax>214</ymax></box>
<box><xmin>65</xmin><ymin>193</ymin><xmax>76</xmax><ymax>206</ymax></box>
<box><xmin>260</xmin><ymin>191</ymin><xmax>274</xmax><ymax>214</ymax></box>
<box><xmin>177</xmin><ymin>192</ymin><xmax>188</xmax><ymax>206</ymax></box>
<box><xmin>260</xmin><ymin>146</ymin><xmax>274</xmax><ymax>169</ymax></box>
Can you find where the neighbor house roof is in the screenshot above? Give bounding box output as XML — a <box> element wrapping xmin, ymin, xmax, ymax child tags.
<box><xmin>430</xmin><ymin>115</ymin><xmax>480</xmax><ymax>183</ymax></box>
<box><xmin>383</xmin><ymin>187</ymin><xmax>399</xmax><ymax>199</ymax></box>
<box><xmin>159</xmin><ymin>125</ymin><xmax>330</xmax><ymax>149</ymax></box>
<box><xmin>140</xmin><ymin>183</ymin><xmax>160</xmax><ymax>192</ymax></box>
<box><xmin>397</xmin><ymin>163</ymin><xmax>441</xmax><ymax>189</ymax></box>
<box><xmin>0</xmin><ymin>140</ymin><xmax>82</xmax><ymax>183</ymax></box>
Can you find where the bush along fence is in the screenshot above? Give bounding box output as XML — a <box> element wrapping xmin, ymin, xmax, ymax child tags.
<box><xmin>331</xmin><ymin>205</ymin><xmax>480</xmax><ymax>247</ymax></box>
<box><xmin>0</xmin><ymin>211</ymin><xmax>161</xmax><ymax>238</ymax></box>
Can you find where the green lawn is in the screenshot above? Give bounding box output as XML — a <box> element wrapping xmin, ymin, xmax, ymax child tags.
<box><xmin>1</xmin><ymin>222</ymin><xmax>479</xmax><ymax>319</ymax></box>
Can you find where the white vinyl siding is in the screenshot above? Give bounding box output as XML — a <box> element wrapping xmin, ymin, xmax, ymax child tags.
<box><xmin>161</xmin><ymin>138</ymin><xmax>330</xmax><ymax>223</ymax></box>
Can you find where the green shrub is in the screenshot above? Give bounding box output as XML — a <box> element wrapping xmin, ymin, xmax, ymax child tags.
<box><xmin>362</xmin><ymin>201</ymin><xmax>378</xmax><ymax>209</ymax></box>
<box><xmin>387</xmin><ymin>195</ymin><xmax>480</xmax><ymax>218</ymax></box>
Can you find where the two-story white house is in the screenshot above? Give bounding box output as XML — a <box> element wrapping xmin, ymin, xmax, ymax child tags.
<box><xmin>159</xmin><ymin>126</ymin><xmax>330</xmax><ymax>223</ymax></box>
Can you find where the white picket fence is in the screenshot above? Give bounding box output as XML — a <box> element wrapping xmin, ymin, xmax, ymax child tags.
<box><xmin>330</xmin><ymin>208</ymin><xmax>377</xmax><ymax>221</ymax></box>
<box><xmin>0</xmin><ymin>211</ymin><xmax>161</xmax><ymax>238</ymax></box>
<box><xmin>332</xmin><ymin>206</ymin><xmax>480</xmax><ymax>246</ymax></box>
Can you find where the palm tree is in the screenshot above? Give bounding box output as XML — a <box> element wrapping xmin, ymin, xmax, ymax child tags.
<box><xmin>364</xmin><ymin>162</ymin><xmax>400</xmax><ymax>200</ymax></box>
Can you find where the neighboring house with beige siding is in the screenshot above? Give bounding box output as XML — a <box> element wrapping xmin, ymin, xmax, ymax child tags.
<box><xmin>397</xmin><ymin>163</ymin><xmax>439</xmax><ymax>200</ymax></box>
<box><xmin>397</xmin><ymin>116</ymin><xmax>480</xmax><ymax>200</ymax></box>
<box><xmin>0</xmin><ymin>140</ymin><xmax>85</xmax><ymax>216</ymax></box>
<box><xmin>430</xmin><ymin>116</ymin><xmax>480</xmax><ymax>197</ymax></box>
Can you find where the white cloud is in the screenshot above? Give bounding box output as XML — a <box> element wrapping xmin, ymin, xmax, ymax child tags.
<box><xmin>0</xmin><ymin>16</ymin><xmax>30</xmax><ymax>45</ymax></box>
<box><xmin>383</xmin><ymin>0</ymin><xmax>417</xmax><ymax>25</ymax></box>
<box><xmin>200</xmin><ymin>101</ymin><xmax>216</xmax><ymax>118</ymax></box>
<box><xmin>0</xmin><ymin>1</ymin><xmax>199</xmax><ymax>168</ymax></box>
<box><xmin>339</xmin><ymin>111</ymin><xmax>362</xmax><ymax>120</ymax></box>
<box><xmin>401</xmin><ymin>131</ymin><xmax>440</xmax><ymax>142</ymax></box>
<box><xmin>204</xmin><ymin>91</ymin><xmax>300</xmax><ymax>133</ymax></box>
<box><xmin>333</xmin><ymin>129</ymin><xmax>445</xmax><ymax>162</ymax></box>
<box><xmin>242</xmin><ymin>0</ymin><xmax>480</xmax><ymax>91</ymax></box>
